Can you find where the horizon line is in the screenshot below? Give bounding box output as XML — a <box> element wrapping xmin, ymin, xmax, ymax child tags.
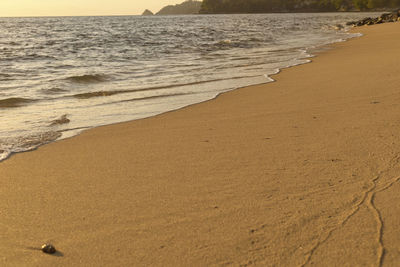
<box><xmin>0</xmin><ymin>14</ymin><xmax>142</xmax><ymax>18</ymax></box>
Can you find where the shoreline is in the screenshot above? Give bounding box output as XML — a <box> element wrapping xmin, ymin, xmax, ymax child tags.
<box><xmin>0</xmin><ymin>11</ymin><xmax>388</xmax><ymax>18</ymax></box>
<box><xmin>0</xmin><ymin>25</ymin><xmax>359</xmax><ymax>163</ymax></box>
<box><xmin>2</xmin><ymin>22</ymin><xmax>400</xmax><ymax>266</ymax></box>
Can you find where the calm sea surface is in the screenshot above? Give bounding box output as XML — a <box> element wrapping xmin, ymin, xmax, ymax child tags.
<box><xmin>0</xmin><ymin>13</ymin><xmax>379</xmax><ymax>161</ymax></box>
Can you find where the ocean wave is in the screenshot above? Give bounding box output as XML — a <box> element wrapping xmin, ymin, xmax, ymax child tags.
<box><xmin>41</xmin><ymin>87</ymin><xmax>68</xmax><ymax>94</ymax></box>
<box><xmin>2</xmin><ymin>54</ymin><xmax>57</xmax><ymax>62</ymax></box>
<box><xmin>66</xmin><ymin>74</ymin><xmax>109</xmax><ymax>83</ymax></box>
<box><xmin>212</xmin><ymin>38</ymin><xmax>261</xmax><ymax>50</ymax></box>
<box><xmin>118</xmin><ymin>92</ymin><xmax>192</xmax><ymax>103</ymax></box>
<box><xmin>0</xmin><ymin>73</ymin><xmax>12</xmax><ymax>81</ymax></box>
<box><xmin>213</xmin><ymin>39</ymin><xmax>244</xmax><ymax>49</ymax></box>
<box><xmin>217</xmin><ymin>39</ymin><xmax>233</xmax><ymax>46</ymax></box>
<box><xmin>71</xmin><ymin>76</ymin><xmax>262</xmax><ymax>100</ymax></box>
<box><xmin>72</xmin><ymin>90</ymin><xmax>122</xmax><ymax>99</ymax></box>
<box><xmin>0</xmin><ymin>97</ymin><xmax>34</xmax><ymax>108</ymax></box>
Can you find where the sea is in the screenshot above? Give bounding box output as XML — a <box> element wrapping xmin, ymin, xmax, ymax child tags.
<box><xmin>0</xmin><ymin>13</ymin><xmax>380</xmax><ymax>161</ymax></box>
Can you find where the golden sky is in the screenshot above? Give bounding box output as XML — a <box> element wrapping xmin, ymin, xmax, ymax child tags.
<box><xmin>0</xmin><ymin>0</ymin><xmax>183</xmax><ymax>17</ymax></box>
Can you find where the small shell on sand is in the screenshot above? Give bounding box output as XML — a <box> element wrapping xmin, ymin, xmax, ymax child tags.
<box><xmin>41</xmin><ymin>244</ymin><xmax>56</xmax><ymax>254</ymax></box>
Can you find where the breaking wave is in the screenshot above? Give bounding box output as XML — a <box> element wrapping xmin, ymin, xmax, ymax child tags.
<box><xmin>73</xmin><ymin>90</ymin><xmax>122</xmax><ymax>99</ymax></box>
<box><xmin>71</xmin><ymin>76</ymin><xmax>262</xmax><ymax>99</ymax></box>
<box><xmin>66</xmin><ymin>74</ymin><xmax>109</xmax><ymax>83</ymax></box>
<box><xmin>0</xmin><ymin>97</ymin><xmax>35</xmax><ymax>108</ymax></box>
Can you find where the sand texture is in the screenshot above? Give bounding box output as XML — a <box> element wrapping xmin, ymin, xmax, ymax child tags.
<box><xmin>1</xmin><ymin>23</ymin><xmax>400</xmax><ymax>266</ymax></box>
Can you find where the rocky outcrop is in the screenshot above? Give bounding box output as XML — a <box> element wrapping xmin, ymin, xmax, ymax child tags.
<box><xmin>347</xmin><ymin>10</ymin><xmax>400</xmax><ymax>26</ymax></box>
<box><xmin>142</xmin><ymin>9</ymin><xmax>154</xmax><ymax>16</ymax></box>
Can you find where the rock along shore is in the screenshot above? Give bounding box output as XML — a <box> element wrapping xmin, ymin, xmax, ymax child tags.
<box><xmin>347</xmin><ymin>9</ymin><xmax>400</xmax><ymax>26</ymax></box>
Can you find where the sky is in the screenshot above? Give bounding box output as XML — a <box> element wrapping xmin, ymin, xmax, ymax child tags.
<box><xmin>0</xmin><ymin>0</ymin><xmax>184</xmax><ymax>17</ymax></box>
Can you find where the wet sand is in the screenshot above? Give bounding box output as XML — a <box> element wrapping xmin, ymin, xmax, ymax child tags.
<box><xmin>1</xmin><ymin>22</ymin><xmax>400</xmax><ymax>266</ymax></box>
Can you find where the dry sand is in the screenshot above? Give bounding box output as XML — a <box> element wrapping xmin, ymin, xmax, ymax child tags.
<box><xmin>1</xmin><ymin>23</ymin><xmax>400</xmax><ymax>266</ymax></box>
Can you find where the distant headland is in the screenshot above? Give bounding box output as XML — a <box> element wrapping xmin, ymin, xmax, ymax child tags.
<box><xmin>200</xmin><ymin>0</ymin><xmax>400</xmax><ymax>13</ymax></box>
<box><xmin>142</xmin><ymin>0</ymin><xmax>201</xmax><ymax>16</ymax></box>
<box><xmin>143</xmin><ymin>0</ymin><xmax>400</xmax><ymax>15</ymax></box>
<box><xmin>141</xmin><ymin>9</ymin><xmax>154</xmax><ymax>16</ymax></box>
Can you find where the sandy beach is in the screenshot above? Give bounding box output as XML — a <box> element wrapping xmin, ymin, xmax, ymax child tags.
<box><xmin>1</xmin><ymin>22</ymin><xmax>400</xmax><ymax>266</ymax></box>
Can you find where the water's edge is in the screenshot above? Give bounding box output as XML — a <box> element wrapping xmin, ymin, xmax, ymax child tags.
<box><xmin>0</xmin><ymin>28</ymin><xmax>363</xmax><ymax>163</ymax></box>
